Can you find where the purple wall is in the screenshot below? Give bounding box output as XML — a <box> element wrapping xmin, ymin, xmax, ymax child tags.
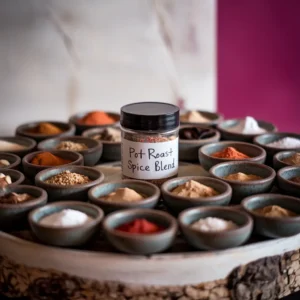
<box><xmin>218</xmin><ymin>0</ymin><xmax>300</xmax><ymax>132</ymax></box>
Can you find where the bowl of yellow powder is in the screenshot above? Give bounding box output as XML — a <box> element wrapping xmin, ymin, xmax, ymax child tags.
<box><xmin>161</xmin><ymin>176</ymin><xmax>232</xmax><ymax>213</ymax></box>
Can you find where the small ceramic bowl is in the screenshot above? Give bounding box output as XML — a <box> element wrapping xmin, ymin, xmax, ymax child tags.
<box><xmin>82</xmin><ymin>127</ymin><xmax>121</xmax><ymax>161</ymax></box>
<box><xmin>178</xmin><ymin>206</ymin><xmax>253</xmax><ymax>250</ymax></box>
<box><xmin>161</xmin><ymin>176</ymin><xmax>232</xmax><ymax>213</ymax></box>
<box><xmin>216</xmin><ymin>119</ymin><xmax>277</xmax><ymax>142</ymax></box>
<box><xmin>0</xmin><ymin>153</ymin><xmax>21</xmax><ymax>169</ymax></box>
<box><xmin>242</xmin><ymin>193</ymin><xmax>300</xmax><ymax>238</ymax></box>
<box><xmin>0</xmin><ymin>185</ymin><xmax>47</xmax><ymax>230</ymax></box>
<box><xmin>22</xmin><ymin>150</ymin><xmax>83</xmax><ymax>179</ymax></box>
<box><xmin>180</xmin><ymin>110</ymin><xmax>223</xmax><ymax>127</ymax></box>
<box><xmin>277</xmin><ymin>166</ymin><xmax>300</xmax><ymax>198</ymax></box>
<box><xmin>179</xmin><ymin>125</ymin><xmax>221</xmax><ymax>162</ymax></box>
<box><xmin>35</xmin><ymin>165</ymin><xmax>105</xmax><ymax>202</ymax></box>
<box><xmin>254</xmin><ymin>133</ymin><xmax>300</xmax><ymax>162</ymax></box>
<box><xmin>69</xmin><ymin>111</ymin><xmax>120</xmax><ymax>134</ymax></box>
<box><xmin>199</xmin><ymin>141</ymin><xmax>266</xmax><ymax>171</ymax></box>
<box><xmin>89</xmin><ymin>180</ymin><xmax>160</xmax><ymax>214</ymax></box>
<box><xmin>103</xmin><ymin>208</ymin><xmax>177</xmax><ymax>254</ymax></box>
<box><xmin>0</xmin><ymin>168</ymin><xmax>25</xmax><ymax>187</ymax></box>
<box><xmin>37</xmin><ymin>136</ymin><xmax>103</xmax><ymax>166</ymax></box>
<box><xmin>0</xmin><ymin>136</ymin><xmax>36</xmax><ymax>157</ymax></box>
<box><xmin>209</xmin><ymin>161</ymin><xmax>276</xmax><ymax>204</ymax></box>
<box><xmin>16</xmin><ymin>121</ymin><xmax>76</xmax><ymax>142</ymax></box>
<box><xmin>273</xmin><ymin>151</ymin><xmax>299</xmax><ymax>171</ymax></box>
<box><xmin>29</xmin><ymin>201</ymin><xmax>104</xmax><ymax>247</ymax></box>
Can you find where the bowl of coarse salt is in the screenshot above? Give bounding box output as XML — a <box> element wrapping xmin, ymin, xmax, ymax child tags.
<box><xmin>29</xmin><ymin>201</ymin><xmax>104</xmax><ymax>247</ymax></box>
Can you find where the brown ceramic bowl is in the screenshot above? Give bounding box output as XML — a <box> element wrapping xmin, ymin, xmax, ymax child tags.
<box><xmin>0</xmin><ymin>136</ymin><xmax>36</xmax><ymax>157</ymax></box>
<box><xmin>0</xmin><ymin>153</ymin><xmax>21</xmax><ymax>169</ymax></box>
<box><xmin>69</xmin><ymin>111</ymin><xmax>120</xmax><ymax>134</ymax></box>
<box><xmin>22</xmin><ymin>150</ymin><xmax>84</xmax><ymax>179</ymax></box>
<box><xmin>16</xmin><ymin>121</ymin><xmax>76</xmax><ymax>142</ymax></box>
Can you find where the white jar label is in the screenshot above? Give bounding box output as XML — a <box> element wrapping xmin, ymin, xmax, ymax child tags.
<box><xmin>122</xmin><ymin>138</ymin><xmax>179</xmax><ymax>180</ymax></box>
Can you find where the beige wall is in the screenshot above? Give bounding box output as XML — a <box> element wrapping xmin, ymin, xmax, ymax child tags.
<box><xmin>0</xmin><ymin>0</ymin><xmax>216</xmax><ymax>134</ymax></box>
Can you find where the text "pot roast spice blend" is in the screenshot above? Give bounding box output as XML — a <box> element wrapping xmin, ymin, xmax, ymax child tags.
<box><xmin>120</xmin><ymin>102</ymin><xmax>179</xmax><ymax>186</ymax></box>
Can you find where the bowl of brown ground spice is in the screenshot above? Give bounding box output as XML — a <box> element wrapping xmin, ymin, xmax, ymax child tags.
<box><xmin>277</xmin><ymin>166</ymin><xmax>300</xmax><ymax>198</ymax></box>
<box><xmin>273</xmin><ymin>151</ymin><xmax>300</xmax><ymax>170</ymax></box>
<box><xmin>35</xmin><ymin>165</ymin><xmax>105</xmax><ymax>202</ymax></box>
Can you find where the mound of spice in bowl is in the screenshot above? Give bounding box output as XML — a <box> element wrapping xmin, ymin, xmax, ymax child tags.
<box><xmin>212</xmin><ymin>147</ymin><xmax>250</xmax><ymax>159</ymax></box>
<box><xmin>56</xmin><ymin>141</ymin><xmax>88</xmax><ymax>151</ymax></box>
<box><xmin>0</xmin><ymin>159</ymin><xmax>10</xmax><ymax>167</ymax></box>
<box><xmin>0</xmin><ymin>140</ymin><xmax>26</xmax><ymax>152</ymax></box>
<box><xmin>191</xmin><ymin>217</ymin><xmax>238</xmax><ymax>232</ymax></box>
<box><xmin>79</xmin><ymin>111</ymin><xmax>116</xmax><ymax>125</ymax></box>
<box><xmin>116</xmin><ymin>219</ymin><xmax>165</xmax><ymax>234</ymax></box>
<box><xmin>254</xmin><ymin>205</ymin><xmax>296</xmax><ymax>217</ymax></box>
<box><xmin>45</xmin><ymin>171</ymin><xmax>90</xmax><ymax>185</ymax></box>
<box><xmin>31</xmin><ymin>152</ymin><xmax>72</xmax><ymax>166</ymax></box>
<box><xmin>93</xmin><ymin>127</ymin><xmax>121</xmax><ymax>142</ymax></box>
<box><xmin>290</xmin><ymin>176</ymin><xmax>300</xmax><ymax>184</ymax></box>
<box><xmin>0</xmin><ymin>173</ymin><xmax>12</xmax><ymax>188</ymax></box>
<box><xmin>28</xmin><ymin>123</ymin><xmax>63</xmax><ymax>135</ymax></box>
<box><xmin>180</xmin><ymin>111</ymin><xmax>210</xmax><ymax>123</ymax></box>
<box><xmin>267</xmin><ymin>137</ymin><xmax>300</xmax><ymax>148</ymax></box>
<box><xmin>282</xmin><ymin>153</ymin><xmax>300</xmax><ymax>166</ymax></box>
<box><xmin>172</xmin><ymin>180</ymin><xmax>218</xmax><ymax>198</ymax></box>
<box><xmin>227</xmin><ymin>116</ymin><xmax>266</xmax><ymax>134</ymax></box>
<box><xmin>0</xmin><ymin>192</ymin><xmax>33</xmax><ymax>204</ymax></box>
<box><xmin>179</xmin><ymin>127</ymin><xmax>215</xmax><ymax>140</ymax></box>
<box><xmin>223</xmin><ymin>172</ymin><xmax>262</xmax><ymax>181</ymax></box>
<box><xmin>100</xmin><ymin>187</ymin><xmax>145</xmax><ymax>202</ymax></box>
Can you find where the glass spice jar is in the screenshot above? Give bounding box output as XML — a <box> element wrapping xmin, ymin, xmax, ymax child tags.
<box><xmin>120</xmin><ymin>102</ymin><xmax>180</xmax><ymax>186</ymax></box>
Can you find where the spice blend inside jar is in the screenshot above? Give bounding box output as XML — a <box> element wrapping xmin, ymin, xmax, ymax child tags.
<box><xmin>120</xmin><ymin>102</ymin><xmax>179</xmax><ymax>186</ymax></box>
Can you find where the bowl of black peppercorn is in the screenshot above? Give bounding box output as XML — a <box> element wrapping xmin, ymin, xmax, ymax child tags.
<box><xmin>179</xmin><ymin>126</ymin><xmax>221</xmax><ymax>162</ymax></box>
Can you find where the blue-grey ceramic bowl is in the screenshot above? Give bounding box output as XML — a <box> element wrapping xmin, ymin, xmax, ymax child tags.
<box><xmin>178</xmin><ymin>206</ymin><xmax>253</xmax><ymax>250</ymax></box>
<box><xmin>16</xmin><ymin>121</ymin><xmax>76</xmax><ymax>142</ymax></box>
<box><xmin>199</xmin><ymin>141</ymin><xmax>266</xmax><ymax>171</ymax></box>
<box><xmin>180</xmin><ymin>110</ymin><xmax>223</xmax><ymax>127</ymax></box>
<box><xmin>0</xmin><ymin>136</ymin><xmax>36</xmax><ymax>157</ymax></box>
<box><xmin>277</xmin><ymin>166</ymin><xmax>300</xmax><ymax>198</ymax></box>
<box><xmin>0</xmin><ymin>153</ymin><xmax>21</xmax><ymax>169</ymax></box>
<box><xmin>88</xmin><ymin>180</ymin><xmax>160</xmax><ymax>214</ymax></box>
<box><xmin>0</xmin><ymin>185</ymin><xmax>48</xmax><ymax>230</ymax></box>
<box><xmin>82</xmin><ymin>127</ymin><xmax>121</xmax><ymax>161</ymax></box>
<box><xmin>161</xmin><ymin>176</ymin><xmax>232</xmax><ymax>213</ymax></box>
<box><xmin>216</xmin><ymin>118</ymin><xmax>276</xmax><ymax>142</ymax></box>
<box><xmin>69</xmin><ymin>111</ymin><xmax>120</xmax><ymax>134</ymax></box>
<box><xmin>103</xmin><ymin>208</ymin><xmax>177</xmax><ymax>254</ymax></box>
<box><xmin>37</xmin><ymin>136</ymin><xmax>103</xmax><ymax>166</ymax></box>
<box><xmin>0</xmin><ymin>168</ymin><xmax>25</xmax><ymax>187</ymax></box>
<box><xmin>209</xmin><ymin>161</ymin><xmax>276</xmax><ymax>204</ymax></box>
<box><xmin>242</xmin><ymin>193</ymin><xmax>300</xmax><ymax>238</ymax></box>
<box><xmin>29</xmin><ymin>201</ymin><xmax>104</xmax><ymax>247</ymax></box>
<box><xmin>273</xmin><ymin>151</ymin><xmax>300</xmax><ymax>171</ymax></box>
<box><xmin>35</xmin><ymin>165</ymin><xmax>105</xmax><ymax>202</ymax></box>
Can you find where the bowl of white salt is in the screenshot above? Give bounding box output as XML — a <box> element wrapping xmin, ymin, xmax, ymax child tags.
<box><xmin>0</xmin><ymin>137</ymin><xmax>36</xmax><ymax>157</ymax></box>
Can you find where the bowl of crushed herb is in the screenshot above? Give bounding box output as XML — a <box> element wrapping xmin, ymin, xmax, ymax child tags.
<box><xmin>180</xmin><ymin>110</ymin><xmax>223</xmax><ymax>127</ymax></box>
<box><xmin>38</xmin><ymin>136</ymin><xmax>103</xmax><ymax>166</ymax></box>
<box><xmin>273</xmin><ymin>151</ymin><xmax>300</xmax><ymax>170</ymax></box>
<box><xmin>277</xmin><ymin>166</ymin><xmax>300</xmax><ymax>198</ymax></box>
<box><xmin>198</xmin><ymin>141</ymin><xmax>266</xmax><ymax>171</ymax></box>
<box><xmin>0</xmin><ymin>136</ymin><xmax>36</xmax><ymax>157</ymax></box>
<box><xmin>82</xmin><ymin>126</ymin><xmax>121</xmax><ymax>161</ymax></box>
<box><xmin>0</xmin><ymin>153</ymin><xmax>21</xmax><ymax>169</ymax></box>
<box><xmin>16</xmin><ymin>121</ymin><xmax>76</xmax><ymax>142</ymax></box>
<box><xmin>0</xmin><ymin>185</ymin><xmax>47</xmax><ymax>230</ymax></box>
<box><xmin>22</xmin><ymin>150</ymin><xmax>83</xmax><ymax>179</ymax></box>
<box><xmin>242</xmin><ymin>193</ymin><xmax>300</xmax><ymax>238</ymax></box>
<box><xmin>35</xmin><ymin>165</ymin><xmax>104</xmax><ymax>202</ymax></box>
<box><xmin>161</xmin><ymin>176</ymin><xmax>232</xmax><ymax>213</ymax></box>
<box><xmin>210</xmin><ymin>161</ymin><xmax>276</xmax><ymax>204</ymax></box>
<box><xmin>103</xmin><ymin>208</ymin><xmax>177</xmax><ymax>254</ymax></box>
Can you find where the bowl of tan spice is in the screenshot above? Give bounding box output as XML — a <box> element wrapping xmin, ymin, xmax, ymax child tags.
<box><xmin>161</xmin><ymin>176</ymin><xmax>232</xmax><ymax>213</ymax></box>
<box><xmin>35</xmin><ymin>165</ymin><xmax>104</xmax><ymax>202</ymax></box>
<box><xmin>277</xmin><ymin>166</ymin><xmax>300</xmax><ymax>198</ymax></box>
<box><xmin>88</xmin><ymin>179</ymin><xmax>160</xmax><ymax>213</ymax></box>
<box><xmin>198</xmin><ymin>141</ymin><xmax>266</xmax><ymax>171</ymax></box>
<box><xmin>273</xmin><ymin>151</ymin><xmax>300</xmax><ymax>170</ymax></box>
<box><xmin>38</xmin><ymin>136</ymin><xmax>103</xmax><ymax>166</ymax></box>
<box><xmin>16</xmin><ymin>121</ymin><xmax>76</xmax><ymax>142</ymax></box>
<box><xmin>0</xmin><ymin>136</ymin><xmax>36</xmax><ymax>157</ymax></box>
<box><xmin>242</xmin><ymin>193</ymin><xmax>300</xmax><ymax>238</ymax></box>
<box><xmin>210</xmin><ymin>161</ymin><xmax>276</xmax><ymax>204</ymax></box>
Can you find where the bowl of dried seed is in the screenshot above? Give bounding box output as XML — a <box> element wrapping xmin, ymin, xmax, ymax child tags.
<box><xmin>35</xmin><ymin>165</ymin><xmax>105</xmax><ymax>202</ymax></box>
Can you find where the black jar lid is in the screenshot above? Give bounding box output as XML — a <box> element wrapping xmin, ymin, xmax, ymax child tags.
<box><xmin>120</xmin><ymin>102</ymin><xmax>179</xmax><ymax>131</ymax></box>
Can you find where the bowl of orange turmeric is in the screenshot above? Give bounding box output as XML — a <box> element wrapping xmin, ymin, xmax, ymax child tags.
<box><xmin>22</xmin><ymin>150</ymin><xmax>83</xmax><ymax>179</ymax></box>
<box><xmin>69</xmin><ymin>111</ymin><xmax>120</xmax><ymax>134</ymax></box>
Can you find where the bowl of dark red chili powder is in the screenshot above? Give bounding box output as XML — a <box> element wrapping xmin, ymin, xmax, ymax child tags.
<box><xmin>69</xmin><ymin>111</ymin><xmax>120</xmax><ymax>134</ymax></box>
<box><xmin>103</xmin><ymin>208</ymin><xmax>177</xmax><ymax>254</ymax></box>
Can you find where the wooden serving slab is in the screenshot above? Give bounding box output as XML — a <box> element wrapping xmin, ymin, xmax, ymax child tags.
<box><xmin>0</xmin><ymin>163</ymin><xmax>299</xmax><ymax>300</ymax></box>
